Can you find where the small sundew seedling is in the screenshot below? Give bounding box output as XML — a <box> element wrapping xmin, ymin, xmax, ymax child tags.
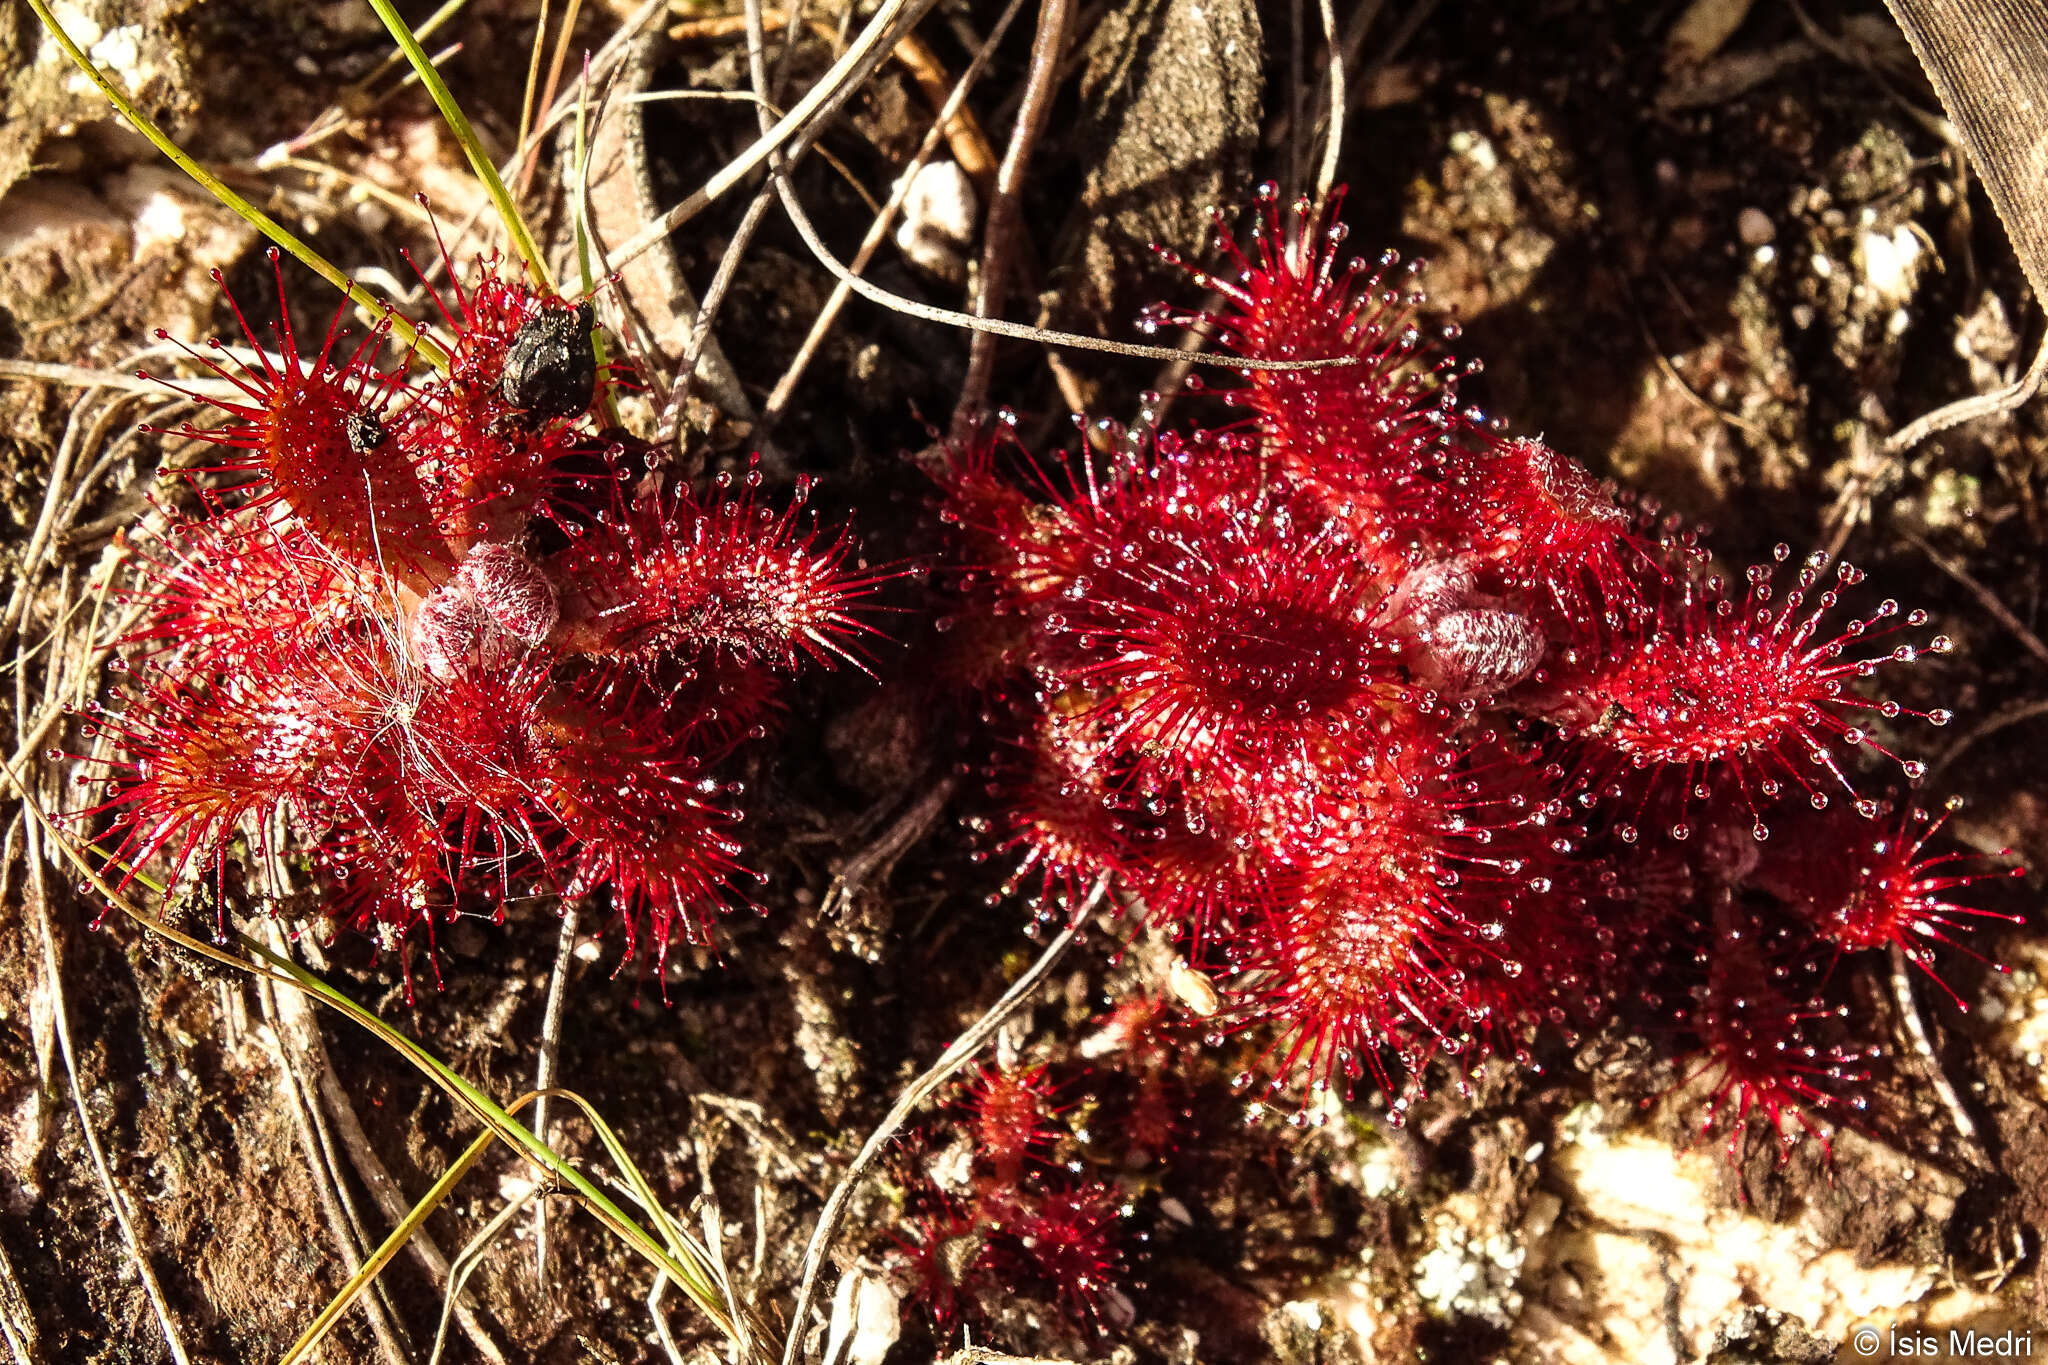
<box><xmin>961</xmin><ymin>1062</ymin><xmax>1059</xmax><ymax>1188</ymax></box>
<box><xmin>1761</xmin><ymin>798</ymin><xmax>2027</xmax><ymax>1007</ymax></box>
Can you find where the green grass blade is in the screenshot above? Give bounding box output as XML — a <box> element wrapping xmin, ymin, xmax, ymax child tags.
<box><xmin>365</xmin><ymin>0</ymin><xmax>556</xmax><ymax>292</ymax></box>
<box><xmin>22</xmin><ymin>0</ymin><xmax>451</xmax><ymax>371</ymax></box>
<box><xmin>533</xmin><ymin>1088</ymin><xmax>727</xmax><ymax>1312</ymax></box>
<box><xmin>244</xmin><ymin>941</ymin><xmax>722</xmax><ymax>1310</ymax></box>
<box><xmin>570</xmin><ymin>72</ymin><xmax>624</xmax><ymax>427</ymax></box>
<box><xmin>2</xmin><ymin>758</ymin><xmax>721</xmax><ymax>1336</ymax></box>
<box><xmin>279</xmin><ymin>1127</ymin><xmax>497</xmax><ymax>1365</ymax></box>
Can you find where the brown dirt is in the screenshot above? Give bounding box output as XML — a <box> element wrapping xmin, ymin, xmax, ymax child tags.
<box><xmin>2</xmin><ymin>2</ymin><xmax>2046</xmax><ymax>1363</ymax></box>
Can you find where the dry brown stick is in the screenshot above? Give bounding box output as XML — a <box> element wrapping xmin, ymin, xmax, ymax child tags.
<box><xmin>775</xmin><ymin>158</ymin><xmax>1367</xmax><ymax>371</ymax></box>
<box><xmin>647</xmin><ymin>1273</ymin><xmax>694</xmax><ymax>1365</ymax></box>
<box><xmin>293</xmin><ymin>1024</ymin><xmax>409</xmax><ymax>1333</ymax></box>
<box><xmin>532</xmin><ymin>900</ymin><xmax>582</xmax><ymax>1282</ymax></box>
<box><xmin>255</xmin><ymin>962</ymin><xmax>413</xmax><ymax>1365</ymax></box>
<box><xmin>518</xmin><ymin>0</ymin><xmax>593</xmax><ymax>199</ymax></box>
<box><xmin>429</xmin><ymin>1187</ymin><xmax>540</xmax><ymax>1365</ymax></box>
<box><xmin>303</xmin><ymin>1058</ymin><xmax>513</xmax><ymax>1365</ymax></box>
<box><xmin>1286</xmin><ymin>0</ymin><xmax>1305</xmax><ymax>196</ymax></box>
<box><xmin>516</xmin><ymin>0</ymin><xmax>553</xmax><ymax>194</ymax></box>
<box><xmin>0</xmin><ymin>802</ymin><xmax>40</xmax><ymax>1365</ymax></box>
<box><xmin>535</xmin><ymin>0</ymin><xmax>590</xmax><ymax>169</ymax></box>
<box><xmin>673</xmin><ymin>9</ymin><xmax>997</xmax><ymax>194</ymax></box>
<box><xmin>15</xmin><ymin>570</ymin><xmax>192</xmax><ymax>1365</ymax></box>
<box><xmin>674</xmin><ymin>0</ymin><xmax>809</xmax><ymax>452</ymax></box>
<box><xmin>1900</xmin><ymin>527</ymin><xmax>2048</xmax><ymax>668</ymax></box>
<box><xmin>504</xmin><ymin>0</ymin><xmax>667</xmax><ymax>190</ymax></box>
<box><xmin>1889</xmin><ymin>943</ymin><xmax>1986</xmax><ymax>1157</ymax></box>
<box><xmin>0</xmin><ymin>392</ymin><xmax>95</xmax><ymax>655</ymax></box>
<box><xmin>693</xmin><ymin>1093</ymin><xmax>828</xmax><ymax>1198</ymax></box>
<box><xmin>628</xmin><ymin>2</ymin><xmax>792</xmax><ymax>447</ymax></box>
<box><xmin>674</xmin><ymin>185</ymin><xmax>780</xmax><ymax>422</ymax></box>
<box><xmin>760</xmin><ymin>0</ymin><xmax>1027</xmax><ymax>427</ymax></box>
<box><xmin>1312</xmin><ymin>0</ymin><xmax>1346</xmax><ymax>198</ymax></box>
<box><xmin>21</xmin><ymin>819</ymin><xmax>193</xmax><ymax>1365</ymax></box>
<box><xmin>1299</xmin><ymin>0</ymin><xmax>1381</xmax><ymax>172</ymax></box>
<box><xmin>1932</xmin><ymin>695</ymin><xmax>2048</xmax><ymax>778</ymax></box>
<box><xmin>0</xmin><ymin>358</ymin><xmax>234</xmax><ymax>396</ymax></box>
<box><xmin>819</xmin><ymin>773</ymin><xmax>957</xmax><ymax>921</ymax></box>
<box><xmin>609</xmin><ymin>0</ymin><xmax>941</xmax><ymax>272</ymax></box>
<box><xmin>1888</xmin><ymin>330</ymin><xmax>2048</xmax><ymax>457</ymax></box>
<box><xmin>10</xmin><ymin>593</ymin><xmax>150</xmax><ymax>781</ymax></box>
<box><xmin>950</xmin><ymin>0</ymin><xmax>1072</xmax><ymax>440</ymax></box>
<box><xmin>579</xmin><ymin>28</ymin><xmax>757</xmax><ymax>432</ymax></box>
<box><xmin>0</xmin><ymin>818</ymin><xmax>34</xmax><ymax>1124</ymax></box>
<box><xmin>779</xmin><ymin>877</ymin><xmax>1103</xmax><ymax>1365</ymax></box>
<box><xmin>55</xmin><ymin>399</ymin><xmax>185</xmax><ymax>538</ymax></box>
<box><xmin>662</xmin><ymin>0</ymin><xmax>906</xmax><ymax>437</ymax></box>
<box><xmin>0</xmin><ymin>1231</ymin><xmax>38</xmax><ymax>1365</ymax></box>
<box><xmin>1825</xmin><ymin>335</ymin><xmax>2048</xmax><ymax>560</ymax></box>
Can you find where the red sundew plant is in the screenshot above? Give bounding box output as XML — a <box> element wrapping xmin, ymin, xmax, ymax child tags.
<box><xmin>1668</xmin><ymin>911</ymin><xmax>1877</xmax><ymax>1166</ymax></box>
<box><xmin>1758</xmin><ymin>800</ymin><xmax>2027</xmax><ymax>1008</ymax></box>
<box><xmin>890</xmin><ymin>1056</ymin><xmax>1145</xmax><ymax>1343</ymax></box>
<box><xmin>990</xmin><ymin>1181</ymin><xmax>1132</xmax><ymax>1328</ymax></box>
<box><xmin>71</xmin><ymin>245</ymin><xmax>884</xmax><ymax>980</ymax></box>
<box><xmin>889</xmin><ymin>1193</ymin><xmax>987</xmax><ymax>1339</ymax></box>
<box><xmin>963</xmin><ymin>1061</ymin><xmax>1061</xmax><ymax>1189</ymax></box>
<box><xmin>938</xmin><ymin>183</ymin><xmax>2024</xmax><ymax>1160</ymax></box>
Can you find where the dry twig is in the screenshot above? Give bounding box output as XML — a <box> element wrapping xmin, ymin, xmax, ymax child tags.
<box><xmin>761</xmin><ymin>0</ymin><xmax>1028</xmax><ymax>426</ymax></box>
<box><xmin>21</xmin><ymin>820</ymin><xmax>193</xmax><ymax>1365</ymax></box>
<box><xmin>0</xmin><ymin>1208</ymin><xmax>41</xmax><ymax>1365</ymax></box>
<box><xmin>952</xmin><ymin>0</ymin><xmax>1072</xmax><ymax>436</ymax></box>
<box><xmin>1889</xmin><ymin>944</ymin><xmax>1987</xmax><ymax>1160</ymax></box>
<box><xmin>532</xmin><ymin>901</ymin><xmax>582</xmax><ymax>1281</ymax></box>
<box><xmin>779</xmin><ymin>877</ymin><xmax>1104</xmax><ymax>1365</ymax></box>
<box><xmin>255</xmin><ymin>953</ymin><xmax>414</xmax><ymax>1365</ymax></box>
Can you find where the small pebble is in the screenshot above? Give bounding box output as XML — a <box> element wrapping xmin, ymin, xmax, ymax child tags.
<box><xmin>1737</xmin><ymin>207</ymin><xmax>1775</xmax><ymax>247</ymax></box>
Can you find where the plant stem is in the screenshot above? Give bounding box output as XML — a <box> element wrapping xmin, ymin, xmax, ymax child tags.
<box><xmin>365</xmin><ymin>0</ymin><xmax>557</xmax><ymax>291</ymax></box>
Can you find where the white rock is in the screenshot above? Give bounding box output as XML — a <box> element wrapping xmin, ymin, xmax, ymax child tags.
<box><xmin>824</xmin><ymin>1267</ymin><xmax>901</xmax><ymax>1365</ymax></box>
<box><xmin>894</xmin><ymin>160</ymin><xmax>977</xmax><ymax>281</ymax></box>
<box><xmin>1856</xmin><ymin>224</ymin><xmax>1924</xmax><ymax>310</ymax></box>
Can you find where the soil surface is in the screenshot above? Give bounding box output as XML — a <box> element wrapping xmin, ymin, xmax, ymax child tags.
<box><xmin>3</xmin><ymin>2</ymin><xmax>2047</xmax><ymax>1363</ymax></box>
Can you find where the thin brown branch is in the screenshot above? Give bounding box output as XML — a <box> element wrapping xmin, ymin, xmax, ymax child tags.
<box><xmin>1900</xmin><ymin>527</ymin><xmax>2048</xmax><ymax>669</ymax></box>
<box><xmin>1888</xmin><ymin>327</ymin><xmax>2048</xmax><ymax>457</ymax></box>
<box><xmin>1889</xmin><ymin>943</ymin><xmax>1986</xmax><ymax>1159</ymax></box>
<box><xmin>22</xmin><ymin>820</ymin><xmax>193</xmax><ymax>1365</ymax></box>
<box><xmin>1931</xmin><ymin>695</ymin><xmax>2048</xmax><ymax>778</ymax></box>
<box><xmin>532</xmin><ymin>901</ymin><xmax>582</xmax><ymax>1283</ymax></box>
<box><xmin>256</xmin><ymin>958</ymin><xmax>413</xmax><ymax>1365</ymax></box>
<box><xmin>0</xmin><ymin>1232</ymin><xmax>39</xmax><ymax>1365</ymax></box>
<box><xmin>761</xmin><ymin>0</ymin><xmax>1028</xmax><ymax>426</ymax></box>
<box><xmin>609</xmin><ymin>0</ymin><xmax>940</xmax><ymax>271</ymax></box>
<box><xmin>1313</xmin><ymin>0</ymin><xmax>1345</xmax><ymax>198</ymax></box>
<box><xmin>430</xmin><ymin>1188</ymin><xmax>540</xmax><ymax>1365</ymax></box>
<box><xmin>774</xmin><ymin>179</ymin><xmax>1366</xmax><ymax>371</ymax></box>
<box><xmin>952</xmin><ymin>0</ymin><xmax>1071</xmax><ymax>438</ymax></box>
